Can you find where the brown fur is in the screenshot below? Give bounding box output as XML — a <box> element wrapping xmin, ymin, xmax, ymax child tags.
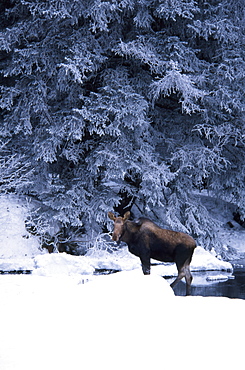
<box><xmin>108</xmin><ymin>211</ymin><xmax>196</xmax><ymax>295</ymax></box>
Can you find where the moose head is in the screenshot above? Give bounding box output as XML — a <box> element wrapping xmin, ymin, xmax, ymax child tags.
<box><xmin>108</xmin><ymin>211</ymin><xmax>130</xmax><ymax>242</ymax></box>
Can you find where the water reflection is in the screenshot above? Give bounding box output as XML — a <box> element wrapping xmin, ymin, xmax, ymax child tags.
<box><xmin>168</xmin><ymin>265</ymin><xmax>245</xmax><ymax>299</ymax></box>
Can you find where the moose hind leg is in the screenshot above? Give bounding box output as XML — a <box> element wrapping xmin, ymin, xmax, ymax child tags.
<box><xmin>171</xmin><ymin>264</ymin><xmax>193</xmax><ymax>295</ymax></box>
<box><xmin>184</xmin><ymin>265</ymin><xmax>193</xmax><ymax>296</ymax></box>
<box><xmin>170</xmin><ymin>268</ymin><xmax>185</xmax><ymax>289</ymax></box>
<box><xmin>172</xmin><ymin>245</ymin><xmax>194</xmax><ymax>295</ymax></box>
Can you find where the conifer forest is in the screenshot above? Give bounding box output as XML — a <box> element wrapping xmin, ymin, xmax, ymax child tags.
<box><xmin>0</xmin><ymin>0</ymin><xmax>244</xmax><ymax>253</ymax></box>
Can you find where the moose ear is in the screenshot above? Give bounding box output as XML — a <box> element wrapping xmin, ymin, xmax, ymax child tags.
<box><xmin>123</xmin><ymin>211</ymin><xmax>130</xmax><ymax>221</ymax></box>
<box><xmin>108</xmin><ymin>212</ymin><xmax>116</xmax><ymax>221</ymax></box>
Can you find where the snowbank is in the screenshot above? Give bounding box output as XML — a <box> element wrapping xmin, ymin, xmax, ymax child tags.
<box><xmin>0</xmin><ymin>257</ymin><xmax>35</xmax><ymax>272</ymax></box>
<box><xmin>0</xmin><ymin>271</ymin><xmax>244</xmax><ymax>370</ymax></box>
<box><xmin>84</xmin><ymin>245</ymin><xmax>233</xmax><ymax>276</ymax></box>
<box><xmin>85</xmin><ymin>246</ymin><xmax>141</xmax><ymax>271</ymax></box>
<box><xmin>191</xmin><ymin>246</ymin><xmax>232</xmax><ymax>271</ymax></box>
<box><xmin>27</xmin><ymin>245</ymin><xmax>233</xmax><ymax>278</ymax></box>
<box><xmin>33</xmin><ymin>252</ymin><xmax>94</xmax><ymax>277</ymax></box>
<box><xmin>0</xmin><ymin>244</ymin><xmax>233</xmax><ymax>276</ymax></box>
<box><xmin>0</xmin><ymin>195</ymin><xmax>44</xmax><ymax>259</ymax></box>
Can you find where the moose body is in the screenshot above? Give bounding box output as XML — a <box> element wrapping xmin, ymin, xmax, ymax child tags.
<box><xmin>108</xmin><ymin>211</ymin><xmax>196</xmax><ymax>295</ymax></box>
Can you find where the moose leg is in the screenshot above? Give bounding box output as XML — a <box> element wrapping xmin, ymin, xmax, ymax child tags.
<box><xmin>170</xmin><ymin>264</ymin><xmax>193</xmax><ymax>295</ymax></box>
<box><xmin>170</xmin><ymin>269</ymin><xmax>185</xmax><ymax>289</ymax></box>
<box><xmin>140</xmin><ymin>249</ymin><xmax>151</xmax><ymax>275</ymax></box>
<box><xmin>171</xmin><ymin>246</ymin><xmax>194</xmax><ymax>295</ymax></box>
<box><xmin>184</xmin><ymin>264</ymin><xmax>193</xmax><ymax>296</ymax></box>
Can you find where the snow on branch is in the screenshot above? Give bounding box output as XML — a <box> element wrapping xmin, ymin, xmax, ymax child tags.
<box><xmin>194</xmin><ymin>123</ymin><xmax>245</xmax><ymax>147</ymax></box>
<box><xmin>171</xmin><ymin>144</ymin><xmax>230</xmax><ymax>178</ymax></box>
<box><xmin>150</xmin><ymin>61</ymin><xmax>205</xmax><ymax>113</ymax></box>
<box><xmin>155</xmin><ymin>0</ymin><xmax>199</xmax><ymax>21</ymax></box>
<box><xmin>114</xmin><ymin>37</ymin><xmax>167</xmax><ymax>74</ymax></box>
<box><xmin>0</xmin><ymin>152</ymin><xmax>33</xmax><ymax>192</ymax></box>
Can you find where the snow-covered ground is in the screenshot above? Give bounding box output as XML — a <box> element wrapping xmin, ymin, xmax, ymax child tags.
<box><xmin>0</xmin><ymin>271</ymin><xmax>244</xmax><ymax>370</ymax></box>
<box><xmin>0</xmin><ymin>195</ymin><xmax>245</xmax><ymax>369</ymax></box>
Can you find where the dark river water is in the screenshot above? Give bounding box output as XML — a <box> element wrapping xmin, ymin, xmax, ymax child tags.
<box><xmin>168</xmin><ymin>260</ymin><xmax>245</xmax><ymax>299</ymax></box>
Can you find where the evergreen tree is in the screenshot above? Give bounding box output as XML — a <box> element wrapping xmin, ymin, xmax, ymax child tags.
<box><xmin>0</xmin><ymin>0</ymin><xmax>244</xmax><ymax>253</ymax></box>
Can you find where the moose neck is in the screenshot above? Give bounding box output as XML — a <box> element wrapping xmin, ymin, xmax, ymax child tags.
<box><xmin>120</xmin><ymin>221</ymin><xmax>138</xmax><ymax>244</ymax></box>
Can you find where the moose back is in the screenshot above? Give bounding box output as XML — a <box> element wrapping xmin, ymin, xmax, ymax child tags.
<box><xmin>108</xmin><ymin>211</ymin><xmax>196</xmax><ymax>295</ymax></box>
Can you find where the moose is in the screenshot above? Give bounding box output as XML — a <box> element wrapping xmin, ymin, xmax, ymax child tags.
<box><xmin>108</xmin><ymin>211</ymin><xmax>196</xmax><ymax>295</ymax></box>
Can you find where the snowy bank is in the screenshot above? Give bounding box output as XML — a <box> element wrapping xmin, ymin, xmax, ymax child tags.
<box><xmin>191</xmin><ymin>246</ymin><xmax>232</xmax><ymax>271</ymax></box>
<box><xmin>84</xmin><ymin>245</ymin><xmax>233</xmax><ymax>276</ymax></box>
<box><xmin>0</xmin><ymin>194</ymin><xmax>43</xmax><ymax>259</ymax></box>
<box><xmin>0</xmin><ymin>271</ymin><xmax>244</xmax><ymax>370</ymax></box>
<box><xmin>28</xmin><ymin>245</ymin><xmax>233</xmax><ymax>277</ymax></box>
<box><xmin>0</xmin><ymin>245</ymin><xmax>233</xmax><ymax>276</ymax></box>
<box><xmin>0</xmin><ymin>257</ymin><xmax>34</xmax><ymax>273</ymax></box>
<box><xmin>33</xmin><ymin>253</ymin><xmax>94</xmax><ymax>276</ymax></box>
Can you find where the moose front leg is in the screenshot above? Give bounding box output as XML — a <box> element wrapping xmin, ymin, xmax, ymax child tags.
<box><xmin>140</xmin><ymin>249</ymin><xmax>151</xmax><ymax>275</ymax></box>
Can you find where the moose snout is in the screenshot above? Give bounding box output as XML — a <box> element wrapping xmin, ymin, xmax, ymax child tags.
<box><xmin>112</xmin><ymin>233</ymin><xmax>120</xmax><ymax>242</ymax></box>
